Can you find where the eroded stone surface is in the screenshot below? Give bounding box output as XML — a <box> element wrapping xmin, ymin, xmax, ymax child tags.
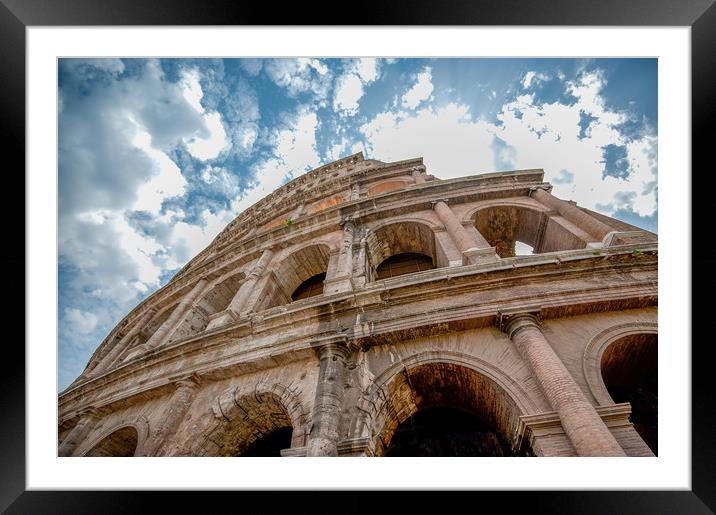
<box><xmin>58</xmin><ymin>153</ymin><xmax>658</xmax><ymax>457</ymax></box>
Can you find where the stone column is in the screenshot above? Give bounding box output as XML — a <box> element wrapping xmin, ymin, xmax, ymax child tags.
<box><xmin>143</xmin><ymin>278</ymin><xmax>209</xmax><ymax>350</ymax></box>
<box><xmin>137</xmin><ymin>375</ymin><xmax>201</xmax><ymax>457</ymax></box>
<box><xmin>349</xmin><ymin>183</ymin><xmax>360</xmax><ymax>201</ymax></box>
<box><xmin>58</xmin><ymin>407</ymin><xmax>104</xmax><ymax>457</ymax></box>
<box><xmin>306</xmin><ymin>336</ymin><xmax>351</xmax><ymax>456</ymax></box>
<box><xmin>412</xmin><ymin>166</ymin><xmax>426</xmax><ymax>184</ymax></box>
<box><xmin>324</xmin><ymin>219</ymin><xmax>354</xmax><ymax>294</ymax></box>
<box><xmin>353</xmin><ymin>238</ymin><xmax>368</xmax><ymax>287</ymax></box>
<box><xmin>433</xmin><ymin>200</ymin><xmax>498</xmax><ymax>264</ymax></box>
<box><xmin>500</xmin><ymin>309</ymin><xmax>626</xmax><ymax>456</ymax></box>
<box><xmin>226</xmin><ymin>248</ymin><xmax>274</xmax><ymax>315</ymax></box>
<box><xmin>89</xmin><ymin>308</ymin><xmax>157</xmax><ymax>377</ymax></box>
<box><xmin>531</xmin><ymin>188</ymin><xmax>614</xmax><ymax>242</ymax></box>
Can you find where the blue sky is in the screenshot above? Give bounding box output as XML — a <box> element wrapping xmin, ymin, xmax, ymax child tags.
<box><xmin>58</xmin><ymin>57</ymin><xmax>658</xmax><ymax>392</ymax></box>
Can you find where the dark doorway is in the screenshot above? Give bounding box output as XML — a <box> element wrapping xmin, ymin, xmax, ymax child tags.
<box><xmin>239</xmin><ymin>426</ymin><xmax>293</xmax><ymax>457</ymax></box>
<box><xmin>291</xmin><ymin>272</ymin><xmax>326</xmax><ymax>301</ymax></box>
<box><xmin>84</xmin><ymin>426</ymin><xmax>138</xmax><ymax>457</ymax></box>
<box><xmin>601</xmin><ymin>333</ymin><xmax>658</xmax><ymax>455</ymax></box>
<box><xmin>375</xmin><ymin>252</ymin><xmax>435</xmax><ymax>279</ymax></box>
<box><xmin>385</xmin><ymin>407</ymin><xmax>516</xmax><ymax>457</ymax></box>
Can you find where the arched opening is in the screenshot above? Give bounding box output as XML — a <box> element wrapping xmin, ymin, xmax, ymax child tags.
<box><xmin>365</xmin><ymin>221</ymin><xmax>439</xmax><ymax>281</ymax></box>
<box><xmin>600</xmin><ymin>333</ymin><xmax>657</xmax><ymax>455</ymax></box>
<box><xmin>84</xmin><ymin>426</ymin><xmax>138</xmax><ymax>457</ymax></box>
<box><xmin>169</xmin><ymin>272</ymin><xmax>244</xmax><ymax>343</ymax></box>
<box><xmin>291</xmin><ymin>272</ymin><xmax>326</xmax><ymax>301</ymax></box>
<box><xmin>474</xmin><ymin>204</ymin><xmax>588</xmax><ymax>257</ymax></box>
<box><xmin>239</xmin><ymin>427</ymin><xmax>293</xmax><ymax>457</ymax></box>
<box><xmin>371</xmin><ymin>362</ymin><xmax>532</xmax><ymax>457</ymax></box>
<box><xmin>200</xmin><ymin>391</ymin><xmax>299</xmax><ymax>457</ymax></box>
<box><xmin>386</xmin><ymin>407</ymin><xmax>511</xmax><ymax>456</ymax></box>
<box><xmin>475</xmin><ymin>206</ymin><xmax>542</xmax><ymax>258</ymax></box>
<box><xmin>260</xmin><ymin>244</ymin><xmax>331</xmax><ymax>310</ymax></box>
<box><xmin>375</xmin><ymin>252</ymin><xmax>435</xmax><ymax>280</ymax></box>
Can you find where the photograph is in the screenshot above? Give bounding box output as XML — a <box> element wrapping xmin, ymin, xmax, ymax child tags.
<box><xmin>57</xmin><ymin>57</ymin><xmax>659</xmax><ymax>459</ymax></box>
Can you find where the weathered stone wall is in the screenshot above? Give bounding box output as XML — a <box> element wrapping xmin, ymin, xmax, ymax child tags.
<box><xmin>59</xmin><ymin>153</ymin><xmax>658</xmax><ymax>458</ymax></box>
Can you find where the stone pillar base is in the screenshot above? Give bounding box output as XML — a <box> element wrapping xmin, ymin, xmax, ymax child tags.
<box><xmin>323</xmin><ymin>275</ymin><xmax>353</xmax><ymax>295</ymax></box>
<box><xmin>205</xmin><ymin>308</ymin><xmax>239</xmax><ymax>331</ymax></box>
<box><xmin>463</xmin><ymin>246</ymin><xmax>499</xmax><ymax>265</ymax></box>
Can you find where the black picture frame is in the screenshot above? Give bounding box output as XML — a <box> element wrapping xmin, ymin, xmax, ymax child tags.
<box><xmin>5</xmin><ymin>1</ymin><xmax>714</xmax><ymax>513</ymax></box>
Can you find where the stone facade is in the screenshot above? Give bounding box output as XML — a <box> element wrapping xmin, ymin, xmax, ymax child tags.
<box><xmin>58</xmin><ymin>152</ymin><xmax>658</xmax><ymax>457</ymax></box>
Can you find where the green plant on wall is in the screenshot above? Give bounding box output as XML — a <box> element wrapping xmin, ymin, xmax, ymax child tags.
<box><xmin>284</xmin><ymin>218</ymin><xmax>294</xmax><ymax>227</ymax></box>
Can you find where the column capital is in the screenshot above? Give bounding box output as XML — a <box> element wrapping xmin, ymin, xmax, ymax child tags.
<box><xmin>310</xmin><ymin>333</ymin><xmax>352</xmax><ymax>360</ymax></box>
<box><xmin>339</xmin><ymin>216</ymin><xmax>355</xmax><ymax>230</ymax></box>
<box><xmin>497</xmin><ymin>306</ymin><xmax>542</xmax><ymax>337</ymax></box>
<box><xmin>430</xmin><ymin>198</ymin><xmax>450</xmax><ymax>209</ymax></box>
<box><xmin>528</xmin><ymin>185</ymin><xmax>552</xmax><ymax>196</ymax></box>
<box><xmin>168</xmin><ymin>372</ymin><xmax>202</xmax><ymax>390</ymax></box>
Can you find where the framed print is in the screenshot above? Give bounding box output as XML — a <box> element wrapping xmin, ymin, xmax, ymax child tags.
<box><xmin>7</xmin><ymin>0</ymin><xmax>715</xmax><ymax>513</ymax></box>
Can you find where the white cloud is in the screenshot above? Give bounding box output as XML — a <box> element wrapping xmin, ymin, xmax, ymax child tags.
<box><xmin>264</xmin><ymin>58</ymin><xmax>333</xmax><ymax>102</ymax></box>
<box><xmin>495</xmin><ymin>70</ymin><xmax>656</xmax><ymax>217</ymax></box>
<box><xmin>170</xmin><ymin>208</ymin><xmax>236</xmax><ymax>260</ymax></box>
<box><xmin>179</xmin><ymin>69</ymin><xmax>230</xmax><ymax>160</ymax></box>
<box><xmin>361</xmin><ymin>103</ymin><xmax>495</xmax><ymax>177</ymax></box>
<box><xmin>132</xmin><ymin>131</ymin><xmax>188</xmax><ymax>214</ymax></box>
<box><xmin>185</xmin><ymin>111</ymin><xmax>229</xmax><ymax>160</ymax></box>
<box><xmin>180</xmin><ymin>68</ymin><xmax>204</xmax><ymax>112</ymax></box>
<box><xmin>333</xmin><ymin>58</ymin><xmax>381</xmax><ymax>116</ymax></box>
<box><xmin>333</xmin><ymin>74</ymin><xmax>365</xmax><ymax>116</ymax></box>
<box><xmin>361</xmin><ymin>67</ymin><xmax>656</xmax><ymax>219</ymax></box>
<box><xmin>65</xmin><ymin>308</ymin><xmax>99</xmax><ymax>336</ymax></box>
<box><xmin>401</xmin><ymin>68</ymin><xmax>434</xmax><ymax>109</ymax></box>
<box><xmin>355</xmin><ymin>58</ymin><xmax>379</xmax><ymax>83</ymax></box>
<box><xmin>521</xmin><ymin>71</ymin><xmax>550</xmax><ymax>89</ymax></box>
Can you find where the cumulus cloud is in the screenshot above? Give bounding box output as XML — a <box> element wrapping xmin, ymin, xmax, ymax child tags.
<box><xmin>494</xmin><ymin>70</ymin><xmax>657</xmax><ymax>217</ymax></box>
<box><xmin>264</xmin><ymin>58</ymin><xmax>333</xmax><ymax>103</ymax></box>
<box><xmin>179</xmin><ymin>69</ymin><xmax>230</xmax><ymax>160</ymax></box>
<box><xmin>361</xmin><ymin>103</ymin><xmax>495</xmax><ymax>176</ymax></box>
<box><xmin>521</xmin><ymin>71</ymin><xmax>550</xmax><ymax>89</ymax></box>
<box><xmin>401</xmin><ymin>67</ymin><xmax>434</xmax><ymax>109</ymax></box>
<box><xmin>362</xmin><ymin>67</ymin><xmax>656</xmax><ymax>218</ymax></box>
<box><xmin>65</xmin><ymin>308</ymin><xmax>99</xmax><ymax>336</ymax></box>
<box><xmin>333</xmin><ymin>58</ymin><xmax>381</xmax><ymax>116</ymax></box>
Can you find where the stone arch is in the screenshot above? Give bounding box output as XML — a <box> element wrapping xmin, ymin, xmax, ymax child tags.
<box><xmin>169</xmin><ymin>270</ymin><xmax>245</xmax><ymax>343</ymax></box>
<box><xmin>364</xmin><ymin>219</ymin><xmax>441</xmax><ymax>280</ymax></box>
<box><xmin>76</xmin><ymin>414</ymin><xmax>150</xmax><ymax>457</ymax></box>
<box><xmin>584</xmin><ymin>321</ymin><xmax>658</xmax><ymax>455</ymax></box>
<box><xmin>259</xmin><ymin>242</ymin><xmax>334</xmax><ymax>310</ymax></box>
<box><xmin>467</xmin><ymin>199</ymin><xmax>594</xmax><ymax>256</ymax></box>
<box><xmin>195</xmin><ymin>382</ymin><xmax>310</xmax><ymax>456</ymax></box>
<box><xmin>352</xmin><ymin>350</ymin><xmax>538</xmax><ymax>456</ymax></box>
<box><xmin>471</xmin><ymin>202</ymin><xmax>546</xmax><ymax>257</ymax></box>
<box><xmin>583</xmin><ymin>321</ymin><xmax>658</xmax><ymax>406</ymax></box>
<box><xmin>366</xmin><ymin>176</ymin><xmax>412</xmax><ymax>196</ymax></box>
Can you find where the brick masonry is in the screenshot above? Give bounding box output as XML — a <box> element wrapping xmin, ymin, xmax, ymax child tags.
<box><xmin>58</xmin><ymin>153</ymin><xmax>658</xmax><ymax>457</ymax></box>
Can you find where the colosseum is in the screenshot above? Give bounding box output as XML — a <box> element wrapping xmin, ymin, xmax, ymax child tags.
<box><xmin>58</xmin><ymin>152</ymin><xmax>658</xmax><ymax>458</ymax></box>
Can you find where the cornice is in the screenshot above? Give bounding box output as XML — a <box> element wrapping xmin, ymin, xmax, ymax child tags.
<box><xmin>59</xmin><ymin>245</ymin><xmax>657</xmax><ymax>416</ymax></box>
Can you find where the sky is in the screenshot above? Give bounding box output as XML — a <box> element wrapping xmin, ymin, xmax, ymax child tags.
<box><xmin>58</xmin><ymin>57</ymin><xmax>658</xmax><ymax>392</ymax></box>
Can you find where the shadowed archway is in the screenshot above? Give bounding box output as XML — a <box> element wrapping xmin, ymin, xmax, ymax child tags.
<box><xmin>362</xmin><ymin>360</ymin><xmax>535</xmax><ymax>457</ymax></box>
<box><xmin>600</xmin><ymin>333</ymin><xmax>658</xmax><ymax>455</ymax></box>
<box><xmin>84</xmin><ymin>426</ymin><xmax>139</xmax><ymax>457</ymax></box>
